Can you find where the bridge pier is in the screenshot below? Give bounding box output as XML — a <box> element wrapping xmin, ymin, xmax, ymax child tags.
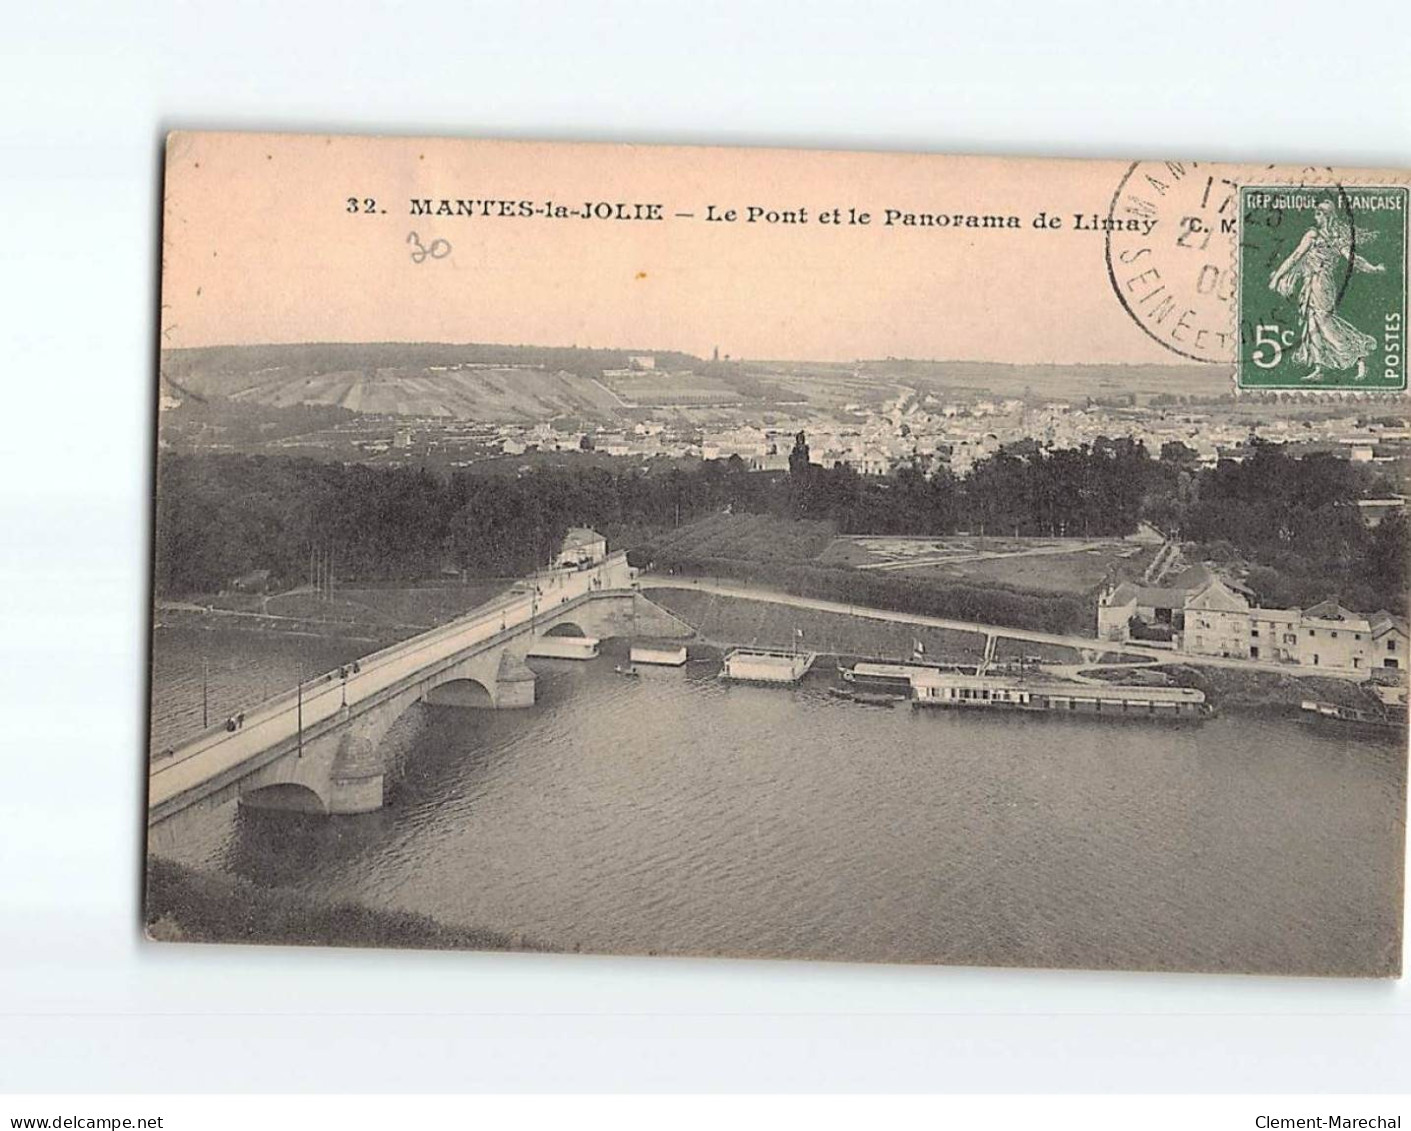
<box><xmin>328</xmin><ymin>737</ymin><xmax>386</xmax><ymax>814</ymax></box>
<box><xmin>494</xmin><ymin>652</ymin><xmax>536</xmax><ymax>708</ymax></box>
<box><xmin>328</xmin><ymin>772</ymin><xmax>384</xmax><ymax>815</ymax></box>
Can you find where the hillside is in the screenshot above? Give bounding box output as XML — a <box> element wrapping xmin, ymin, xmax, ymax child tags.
<box><xmin>854</xmin><ymin>358</ymin><xmax>1225</xmax><ymax>401</ymax></box>
<box><xmin>159</xmin><ymin>341</ymin><xmax>1230</xmax><ymax>425</ymax></box>
<box><xmin>161</xmin><ymin>342</ymin><xmax>707</xmax><ymax>423</ymax></box>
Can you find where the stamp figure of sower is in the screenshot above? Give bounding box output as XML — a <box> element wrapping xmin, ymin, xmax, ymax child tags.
<box><xmin>1268</xmin><ymin>200</ymin><xmax>1386</xmax><ymax>382</ymax></box>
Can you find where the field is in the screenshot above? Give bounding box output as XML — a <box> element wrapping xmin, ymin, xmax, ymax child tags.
<box><xmin>747</xmin><ymin>359</ymin><xmax>1229</xmax><ymax>409</ymax></box>
<box><xmin>820</xmin><ymin>535</ymin><xmax>1157</xmax><ymax>595</ymax></box>
<box><xmin>640</xmin><ymin>513</ymin><xmax>837</xmax><ymax>566</ymax></box>
<box><xmin>599</xmin><ymin>370</ymin><xmax>742</xmax><ymax>406</ymax></box>
<box><xmin>850</xmin><ymin>358</ymin><xmax>1225</xmax><ymax>402</ymax></box>
<box><xmin>221</xmin><ymin>365</ymin><xmax>623</xmax><ymax>422</ymax></box>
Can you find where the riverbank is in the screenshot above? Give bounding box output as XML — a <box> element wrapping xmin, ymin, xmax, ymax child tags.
<box><xmin>145</xmin><ymin>858</ymin><xmax>544</xmax><ymax>952</ymax></box>
<box><xmin>155</xmin><ymin>579</ymin><xmax>511</xmax><ymax>645</ymax></box>
<box><xmin>648</xmin><ymin>587</ymin><xmax>1091</xmax><ymax>665</ymax></box>
<box><xmin>154</xmin><ymin>579</ymin><xmax>1397</xmax><ymax>719</ymax></box>
<box><xmin>1083</xmin><ymin>662</ymin><xmax>1390</xmax><ymax>714</ymax></box>
<box><xmin>155</xmin><ymin>604</ymin><xmax>400</xmax><ymax>646</ymax></box>
<box><xmin>650</xmin><ymin>587</ymin><xmax>1400</xmax><ymax>715</ymax></box>
<box><xmin>633</xmin><ymin>513</ymin><xmax>1094</xmax><ymax>635</ymax></box>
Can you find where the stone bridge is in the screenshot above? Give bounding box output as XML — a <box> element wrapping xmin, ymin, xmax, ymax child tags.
<box><xmin>147</xmin><ymin>553</ymin><xmax>692</xmax><ymax>846</ymax></box>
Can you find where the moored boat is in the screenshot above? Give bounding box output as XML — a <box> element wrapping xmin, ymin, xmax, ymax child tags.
<box><xmin>719</xmin><ymin>647</ymin><xmax>817</xmax><ymax>684</ymax></box>
<box><xmin>631</xmin><ymin>642</ymin><xmax>688</xmax><ymax>667</ymax></box>
<box><xmin>840</xmin><ymin>661</ymin><xmax>923</xmax><ymax>694</ymax></box>
<box><xmin>526</xmin><ymin>635</ymin><xmax>601</xmax><ymax>660</ymax></box>
<box><xmin>828</xmin><ymin>686</ymin><xmax>899</xmax><ymax>707</ymax></box>
<box><xmin>910</xmin><ymin>669</ymin><xmax>1210</xmax><ymax>720</ymax></box>
<box><xmin>1300</xmin><ymin>699</ymin><xmax>1406</xmax><ymax>733</ymax></box>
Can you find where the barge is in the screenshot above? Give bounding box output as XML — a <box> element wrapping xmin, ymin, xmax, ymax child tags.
<box><xmin>840</xmin><ymin>660</ymin><xmax>974</xmax><ymax>694</ymax></box>
<box><xmin>719</xmin><ymin>647</ymin><xmax>817</xmax><ymax>684</ymax></box>
<box><xmin>841</xmin><ymin>662</ymin><xmax>928</xmax><ymax>694</ymax></box>
<box><xmin>828</xmin><ymin>686</ymin><xmax>899</xmax><ymax>707</ymax></box>
<box><xmin>910</xmin><ymin>670</ymin><xmax>1210</xmax><ymax>720</ymax></box>
<box><xmin>1300</xmin><ymin>700</ymin><xmax>1407</xmax><ymax>734</ymax></box>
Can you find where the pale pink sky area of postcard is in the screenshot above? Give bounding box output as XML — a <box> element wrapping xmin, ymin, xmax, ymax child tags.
<box><xmin>159</xmin><ymin>133</ymin><xmax>1398</xmax><ymax>365</ymax></box>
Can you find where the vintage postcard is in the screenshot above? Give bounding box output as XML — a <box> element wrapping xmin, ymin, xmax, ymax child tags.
<box><xmin>147</xmin><ymin>133</ymin><xmax>1409</xmax><ymax>976</ymax></box>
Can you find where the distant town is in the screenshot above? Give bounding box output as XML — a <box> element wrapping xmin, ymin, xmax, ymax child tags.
<box><xmin>153</xmin><ymin>341</ymin><xmax>1411</xmax><ymax>674</ymax></box>
<box><xmin>158</xmin><ymin>346</ymin><xmax>1411</xmax><ymax>506</ymax></box>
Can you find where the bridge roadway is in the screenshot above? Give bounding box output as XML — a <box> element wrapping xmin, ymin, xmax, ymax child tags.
<box><xmin>149</xmin><ymin>556</ymin><xmax>629</xmax><ymax>820</ymax></box>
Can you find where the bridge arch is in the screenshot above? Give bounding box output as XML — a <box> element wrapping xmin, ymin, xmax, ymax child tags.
<box><xmin>541</xmin><ymin>621</ymin><xmax>589</xmax><ymax>638</ymax></box>
<box><xmin>424</xmin><ymin>676</ymin><xmax>496</xmax><ymax>708</ymax></box>
<box><xmin>238</xmin><ymin>782</ymin><xmax>328</xmax><ymax>814</ymax></box>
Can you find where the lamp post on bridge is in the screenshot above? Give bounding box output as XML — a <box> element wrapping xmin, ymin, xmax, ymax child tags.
<box><xmin>296</xmin><ymin>656</ymin><xmax>304</xmax><ymax>759</ymax></box>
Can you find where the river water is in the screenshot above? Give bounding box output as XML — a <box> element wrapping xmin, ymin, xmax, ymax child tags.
<box><xmin>149</xmin><ymin>625</ymin><xmax>1406</xmax><ymax>975</ymax></box>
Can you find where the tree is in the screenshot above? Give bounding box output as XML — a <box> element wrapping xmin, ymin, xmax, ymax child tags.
<box><xmin>1159</xmin><ymin>440</ymin><xmax>1197</xmax><ymax>467</ymax></box>
<box><xmin>1364</xmin><ymin>512</ymin><xmax>1410</xmax><ymax>609</ymax></box>
<box><xmin>787</xmin><ymin>431</ymin><xmax>816</xmax><ymax>519</ymax></box>
<box><xmin>788</xmin><ymin>431</ymin><xmax>811</xmax><ymax>475</ymax></box>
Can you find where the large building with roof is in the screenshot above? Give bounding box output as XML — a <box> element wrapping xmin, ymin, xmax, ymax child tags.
<box><xmin>1299</xmin><ymin>600</ymin><xmax>1374</xmax><ymax>671</ymax></box>
<box><xmin>1183</xmin><ymin>578</ymin><xmax>1255</xmax><ymax>659</ymax></box>
<box><xmin>1096</xmin><ymin>581</ymin><xmax>1190</xmax><ymax>642</ymax></box>
<box><xmin>1370</xmin><ymin>611</ymin><xmax>1410</xmax><ymax>671</ymax></box>
<box><xmin>1098</xmin><ymin>576</ymin><xmax>1408</xmax><ymax>674</ymax></box>
<box><xmin>1094</xmin><ymin>563</ymin><xmax>1217</xmax><ymax>643</ymax></box>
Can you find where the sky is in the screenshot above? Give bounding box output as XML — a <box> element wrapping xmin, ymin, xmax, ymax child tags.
<box><xmin>160</xmin><ymin>132</ymin><xmax>1344</xmax><ymax>367</ymax></box>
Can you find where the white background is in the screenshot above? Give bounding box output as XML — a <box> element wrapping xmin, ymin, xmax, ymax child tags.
<box><xmin>2</xmin><ymin>0</ymin><xmax>1410</xmax><ymax>1094</ymax></box>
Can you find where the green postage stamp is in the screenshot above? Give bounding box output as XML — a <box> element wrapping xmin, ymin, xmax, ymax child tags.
<box><xmin>1239</xmin><ymin>184</ymin><xmax>1407</xmax><ymax>391</ymax></box>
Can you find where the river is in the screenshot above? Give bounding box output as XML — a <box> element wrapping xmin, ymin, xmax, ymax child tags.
<box><xmin>148</xmin><ymin>625</ymin><xmax>1406</xmax><ymax>975</ymax></box>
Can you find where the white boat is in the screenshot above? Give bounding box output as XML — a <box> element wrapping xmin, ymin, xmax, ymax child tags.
<box><xmin>630</xmin><ymin>642</ymin><xmax>688</xmax><ymax>667</ymax></box>
<box><xmin>526</xmin><ymin>636</ymin><xmax>601</xmax><ymax>660</ymax></box>
<box><xmin>719</xmin><ymin>648</ymin><xmax>816</xmax><ymax>684</ymax></box>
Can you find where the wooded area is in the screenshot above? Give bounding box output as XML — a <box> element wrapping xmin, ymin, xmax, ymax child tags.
<box><xmin>153</xmin><ymin>436</ymin><xmax>1408</xmax><ymax>618</ymax></box>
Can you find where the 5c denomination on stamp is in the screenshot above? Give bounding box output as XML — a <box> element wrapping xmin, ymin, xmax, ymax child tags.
<box><xmin>1238</xmin><ymin>184</ymin><xmax>1407</xmax><ymax>391</ymax></box>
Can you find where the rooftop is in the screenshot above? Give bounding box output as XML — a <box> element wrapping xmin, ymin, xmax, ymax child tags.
<box><xmin>561</xmin><ymin>527</ymin><xmax>605</xmax><ymax>548</ymax></box>
<box><xmin>1103</xmin><ymin>582</ymin><xmax>1193</xmax><ymax>609</ymax></box>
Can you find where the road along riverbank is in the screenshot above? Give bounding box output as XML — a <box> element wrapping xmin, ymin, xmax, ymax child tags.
<box><xmin>645</xmin><ymin>586</ymin><xmax>1396</xmax><ymax>715</ymax></box>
